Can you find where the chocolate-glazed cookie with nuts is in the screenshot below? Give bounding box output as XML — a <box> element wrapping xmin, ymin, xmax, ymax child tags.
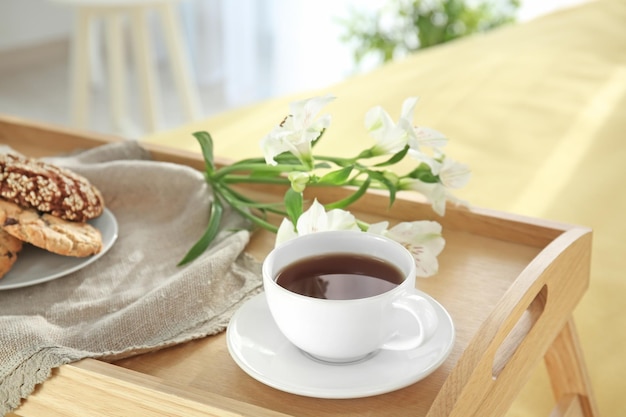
<box><xmin>0</xmin><ymin>199</ymin><xmax>102</xmax><ymax>257</ymax></box>
<box><xmin>0</xmin><ymin>152</ymin><xmax>104</xmax><ymax>222</ymax></box>
<box><xmin>0</xmin><ymin>228</ymin><xmax>23</xmax><ymax>279</ymax></box>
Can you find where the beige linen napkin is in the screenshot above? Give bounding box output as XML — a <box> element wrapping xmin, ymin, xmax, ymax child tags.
<box><xmin>0</xmin><ymin>141</ymin><xmax>263</xmax><ymax>415</ymax></box>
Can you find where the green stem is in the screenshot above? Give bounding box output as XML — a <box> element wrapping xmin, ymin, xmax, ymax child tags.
<box><xmin>324</xmin><ymin>177</ymin><xmax>371</xmax><ymax>210</ymax></box>
<box><xmin>229</xmin><ymin>202</ymin><xmax>279</xmax><ymax>233</ymax></box>
<box><xmin>213</xmin><ymin>162</ymin><xmax>309</xmax><ymax>179</ymax></box>
<box><xmin>315</xmin><ymin>155</ymin><xmax>357</xmax><ymax>166</ymax></box>
<box><xmin>213</xmin><ymin>182</ymin><xmax>282</xmax><ymax>233</ymax></box>
<box><xmin>221</xmin><ymin>175</ymin><xmax>292</xmax><ymax>185</ymax></box>
<box><xmin>228</xmin><ymin>156</ymin><xmax>267</xmax><ymax>165</ymax></box>
<box><xmin>217</xmin><ymin>182</ymin><xmax>288</xmax><ymax>216</ymax></box>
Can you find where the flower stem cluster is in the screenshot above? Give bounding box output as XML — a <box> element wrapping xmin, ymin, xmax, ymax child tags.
<box><xmin>179</xmin><ymin>95</ymin><xmax>470</xmax><ymax>277</ymax></box>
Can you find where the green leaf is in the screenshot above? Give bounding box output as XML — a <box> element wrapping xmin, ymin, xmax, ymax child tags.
<box><xmin>325</xmin><ymin>177</ymin><xmax>371</xmax><ymax>210</ymax></box>
<box><xmin>284</xmin><ymin>188</ymin><xmax>303</xmax><ymax>226</ymax></box>
<box><xmin>178</xmin><ymin>198</ymin><xmax>223</xmax><ymax>266</ymax></box>
<box><xmin>318</xmin><ymin>166</ymin><xmax>353</xmax><ymax>185</ymax></box>
<box><xmin>375</xmin><ymin>145</ymin><xmax>409</xmax><ymax>167</ymax></box>
<box><xmin>369</xmin><ymin>171</ymin><xmax>397</xmax><ymax>207</ymax></box>
<box><xmin>193</xmin><ymin>131</ymin><xmax>215</xmax><ymax>176</ymax></box>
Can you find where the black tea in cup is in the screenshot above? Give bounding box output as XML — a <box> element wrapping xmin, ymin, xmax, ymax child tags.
<box><xmin>275</xmin><ymin>253</ymin><xmax>405</xmax><ymax>300</ymax></box>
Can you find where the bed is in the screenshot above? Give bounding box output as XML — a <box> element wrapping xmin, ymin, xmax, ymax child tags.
<box><xmin>145</xmin><ymin>0</ymin><xmax>626</xmax><ymax>415</ymax></box>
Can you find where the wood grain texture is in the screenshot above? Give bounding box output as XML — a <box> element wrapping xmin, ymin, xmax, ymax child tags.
<box><xmin>545</xmin><ymin>320</ymin><xmax>600</xmax><ymax>417</ymax></box>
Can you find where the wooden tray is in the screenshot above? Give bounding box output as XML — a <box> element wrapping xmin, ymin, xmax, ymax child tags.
<box><xmin>1</xmin><ymin>115</ymin><xmax>597</xmax><ymax>417</ymax></box>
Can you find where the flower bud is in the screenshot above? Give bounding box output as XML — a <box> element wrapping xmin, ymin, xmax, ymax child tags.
<box><xmin>288</xmin><ymin>171</ymin><xmax>310</xmax><ymax>193</ymax></box>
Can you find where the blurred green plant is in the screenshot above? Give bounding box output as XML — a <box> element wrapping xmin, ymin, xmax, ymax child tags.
<box><xmin>338</xmin><ymin>0</ymin><xmax>520</xmax><ymax>67</ymax></box>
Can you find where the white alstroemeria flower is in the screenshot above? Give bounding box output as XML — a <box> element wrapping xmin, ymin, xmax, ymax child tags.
<box><xmin>275</xmin><ymin>199</ymin><xmax>360</xmax><ymax>247</ymax></box>
<box><xmin>399</xmin><ymin>178</ymin><xmax>448</xmax><ymax>216</ymax></box>
<box><xmin>400</xmin><ymin>178</ymin><xmax>469</xmax><ymax>216</ymax></box>
<box><xmin>367</xmin><ymin>220</ymin><xmax>445</xmax><ymax>277</ymax></box>
<box><xmin>438</xmin><ymin>157</ymin><xmax>471</xmax><ymax>189</ymax></box>
<box><xmin>365</xmin><ymin>106</ymin><xmax>406</xmax><ymax>155</ymax></box>
<box><xmin>392</xmin><ymin>97</ymin><xmax>448</xmax><ymax>155</ymax></box>
<box><xmin>365</xmin><ymin>97</ymin><xmax>420</xmax><ymax>156</ymax></box>
<box><xmin>261</xmin><ymin>94</ymin><xmax>335</xmax><ymax>167</ymax></box>
<box><xmin>408</xmin><ymin>147</ymin><xmax>444</xmax><ymax>175</ymax></box>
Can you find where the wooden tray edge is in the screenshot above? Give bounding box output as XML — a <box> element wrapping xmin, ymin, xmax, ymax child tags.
<box><xmin>12</xmin><ymin>358</ymin><xmax>289</xmax><ymax>417</ymax></box>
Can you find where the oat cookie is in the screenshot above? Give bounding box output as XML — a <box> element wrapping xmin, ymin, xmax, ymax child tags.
<box><xmin>0</xmin><ymin>228</ymin><xmax>23</xmax><ymax>279</ymax></box>
<box><xmin>0</xmin><ymin>199</ymin><xmax>102</xmax><ymax>257</ymax></box>
<box><xmin>0</xmin><ymin>152</ymin><xmax>104</xmax><ymax>222</ymax></box>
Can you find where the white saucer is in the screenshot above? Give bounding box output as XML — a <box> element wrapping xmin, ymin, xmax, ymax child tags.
<box><xmin>226</xmin><ymin>292</ymin><xmax>455</xmax><ymax>399</ymax></box>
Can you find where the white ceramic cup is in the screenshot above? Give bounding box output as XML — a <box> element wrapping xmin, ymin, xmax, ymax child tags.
<box><xmin>262</xmin><ymin>230</ymin><xmax>439</xmax><ymax>363</ymax></box>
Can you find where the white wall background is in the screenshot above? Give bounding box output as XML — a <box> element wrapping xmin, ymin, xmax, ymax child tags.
<box><xmin>0</xmin><ymin>0</ymin><xmax>71</xmax><ymax>51</ymax></box>
<box><xmin>188</xmin><ymin>0</ymin><xmax>376</xmax><ymax>106</ymax></box>
<box><xmin>0</xmin><ymin>0</ymin><xmax>590</xmax><ymax>108</ymax></box>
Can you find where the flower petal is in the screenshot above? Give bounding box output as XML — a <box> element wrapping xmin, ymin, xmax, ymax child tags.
<box><xmin>366</xmin><ymin>221</ymin><xmax>389</xmax><ymax>235</ymax></box>
<box><xmin>402</xmin><ymin>179</ymin><xmax>448</xmax><ymax>216</ymax></box>
<box><xmin>410</xmin><ymin>126</ymin><xmax>448</xmax><ymax>150</ymax></box>
<box><xmin>387</xmin><ymin>221</ymin><xmax>445</xmax><ymax>256</ymax></box>
<box><xmin>308</xmin><ymin>113</ymin><xmax>332</xmax><ymax>134</ymax></box>
<box><xmin>325</xmin><ymin>209</ymin><xmax>360</xmax><ymax>231</ymax></box>
<box><xmin>383</xmin><ymin>220</ymin><xmax>445</xmax><ymax>277</ymax></box>
<box><xmin>296</xmin><ymin>199</ymin><xmax>328</xmax><ymax>234</ymax></box>
<box><xmin>439</xmin><ymin>157</ymin><xmax>471</xmax><ymax>189</ymax></box>
<box><xmin>412</xmin><ymin>247</ymin><xmax>440</xmax><ymax>277</ymax></box>
<box><xmin>374</xmin><ymin>125</ymin><xmax>408</xmax><ymax>155</ymax></box>
<box><xmin>365</xmin><ymin>107</ymin><xmax>409</xmax><ymax>155</ymax></box>
<box><xmin>365</xmin><ymin>106</ymin><xmax>395</xmax><ymax>137</ymax></box>
<box><xmin>261</xmin><ymin>95</ymin><xmax>334</xmax><ymax>166</ymax></box>
<box><xmin>408</xmin><ymin>148</ymin><xmax>443</xmax><ymax>175</ymax></box>
<box><xmin>400</xmin><ymin>97</ymin><xmax>419</xmax><ymax>124</ymax></box>
<box><xmin>291</xmin><ymin>94</ymin><xmax>335</xmax><ymax>129</ymax></box>
<box><xmin>260</xmin><ymin>128</ymin><xmax>299</xmax><ymax>165</ymax></box>
<box><xmin>275</xmin><ymin>218</ymin><xmax>298</xmax><ymax>247</ymax></box>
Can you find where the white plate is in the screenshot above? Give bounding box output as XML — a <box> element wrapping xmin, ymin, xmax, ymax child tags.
<box><xmin>226</xmin><ymin>292</ymin><xmax>455</xmax><ymax>399</ymax></box>
<box><xmin>0</xmin><ymin>208</ymin><xmax>118</xmax><ymax>290</ymax></box>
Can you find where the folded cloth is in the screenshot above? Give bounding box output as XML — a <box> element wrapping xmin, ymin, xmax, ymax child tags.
<box><xmin>0</xmin><ymin>141</ymin><xmax>263</xmax><ymax>415</ymax></box>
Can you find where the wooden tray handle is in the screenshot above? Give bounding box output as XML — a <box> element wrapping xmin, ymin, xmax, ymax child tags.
<box><xmin>427</xmin><ymin>227</ymin><xmax>593</xmax><ymax>417</ymax></box>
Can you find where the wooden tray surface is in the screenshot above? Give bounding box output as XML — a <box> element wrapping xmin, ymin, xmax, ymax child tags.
<box><xmin>1</xmin><ymin>116</ymin><xmax>592</xmax><ymax>417</ymax></box>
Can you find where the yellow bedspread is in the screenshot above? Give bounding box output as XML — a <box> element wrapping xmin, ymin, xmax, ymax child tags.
<box><xmin>145</xmin><ymin>0</ymin><xmax>626</xmax><ymax>415</ymax></box>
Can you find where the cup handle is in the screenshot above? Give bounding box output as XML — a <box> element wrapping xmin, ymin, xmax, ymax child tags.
<box><xmin>381</xmin><ymin>290</ymin><xmax>439</xmax><ymax>351</ymax></box>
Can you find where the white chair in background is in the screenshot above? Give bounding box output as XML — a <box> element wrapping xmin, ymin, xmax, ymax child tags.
<box><xmin>53</xmin><ymin>0</ymin><xmax>203</xmax><ymax>136</ymax></box>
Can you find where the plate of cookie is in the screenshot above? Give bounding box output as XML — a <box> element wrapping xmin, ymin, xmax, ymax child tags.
<box><xmin>0</xmin><ymin>208</ymin><xmax>118</xmax><ymax>290</ymax></box>
<box><xmin>0</xmin><ymin>152</ymin><xmax>118</xmax><ymax>290</ymax></box>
